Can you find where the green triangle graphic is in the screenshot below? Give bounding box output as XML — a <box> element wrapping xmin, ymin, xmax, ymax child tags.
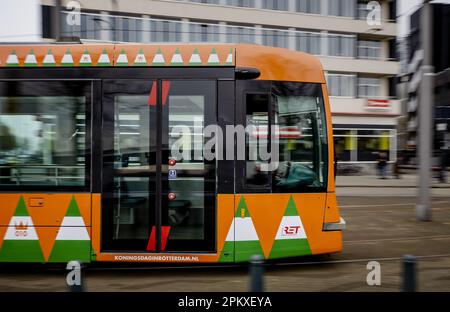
<box><xmin>0</xmin><ymin>196</ymin><xmax>45</xmax><ymax>262</ymax></box>
<box><xmin>218</xmin><ymin>241</ymin><xmax>234</xmax><ymax>263</ymax></box>
<box><xmin>24</xmin><ymin>49</ymin><xmax>37</xmax><ymax>67</ymax></box>
<box><xmin>48</xmin><ymin>240</ymin><xmax>91</xmax><ymax>263</ymax></box>
<box><xmin>97</xmin><ymin>48</ymin><xmax>111</xmax><ymax>66</ymax></box>
<box><xmin>61</xmin><ymin>48</ymin><xmax>74</xmax><ymax>66</ymax></box>
<box><xmin>116</xmin><ymin>49</ymin><xmax>128</xmax><ymax>66</ymax></box>
<box><xmin>152</xmin><ymin>48</ymin><xmax>165</xmax><ymax>65</ymax></box>
<box><xmin>189</xmin><ymin>48</ymin><xmax>202</xmax><ymax>65</ymax></box>
<box><xmin>43</xmin><ymin>49</ymin><xmax>56</xmax><ymax>66</ymax></box>
<box><xmin>268</xmin><ymin>196</ymin><xmax>311</xmax><ymax>259</ymax></box>
<box><xmin>6</xmin><ymin>50</ymin><xmax>19</xmax><ymax>67</ymax></box>
<box><xmin>207</xmin><ymin>48</ymin><xmax>220</xmax><ymax>65</ymax></box>
<box><xmin>66</xmin><ymin>196</ymin><xmax>81</xmax><ymax>217</ymax></box>
<box><xmin>225</xmin><ymin>48</ymin><xmax>233</xmax><ymax>65</ymax></box>
<box><xmin>170</xmin><ymin>48</ymin><xmax>184</xmax><ymax>66</ymax></box>
<box><xmin>269</xmin><ymin>239</ymin><xmax>311</xmax><ymax>259</ymax></box>
<box><xmin>284</xmin><ymin>196</ymin><xmax>298</xmax><ymax>216</ymax></box>
<box><xmin>79</xmin><ymin>49</ymin><xmax>92</xmax><ymax>66</ymax></box>
<box><xmin>14</xmin><ymin>196</ymin><xmax>29</xmax><ymax>217</ymax></box>
<box><xmin>0</xmin><ymin>241</ymin><xmax>45</xmax><ymax>262</ymax></box>
<box><xmin>235</xmin><ymin>241</ymin><xmax>264</xmax><ymax>262</ymax></box>
<box><xmin>235</xmin><ymin>196</ymin><xmax>250</xmax><ymax>218</ymax></box>
<box><xmin>134</xmin><ymin>48</ymin><xmax>147</xmax><ymax>65</ymax></box>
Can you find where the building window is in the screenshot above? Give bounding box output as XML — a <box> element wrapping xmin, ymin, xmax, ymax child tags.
<box><xmin>296</xmin><ymin>0</ymin><xmax>321</xmax><ymax>14</ymax></box>
<box><xmin>328</xmin><ymin>34</ymin><xmax>356</xmax><ymax>57</ymax></box>
<box><xmin>326</xmin><ymin>73</ymin><xmax>356</xmax><ymax>97</ymax></box>
<box><xmin>189</xmin><ymin>23</ymin><xmax>220</xmax><ymax>42</ymax></box>
<box><xmin>358</xmin><ymin>77</ymin><xmax>381</xmax><ymax>98</ymax></box>
<box><xmin>262</xmin><ymin>28</ymin><xmax>288</xmax><ymax>49</ymax></box>
<box><xmin>328</xmin><ymin>0</ymin><xmax>355</xmax><ymax>17</ymax></box>
<box><xmin>226</xmin><ymin>25</ymin><xmax>256</xmax><ymax>43</ymax></box>
<box><xmin>0</xmin><ymin>81</ymin><xmax>90</xmax><ymax>189</ymax></box>
<box><xmin>357</xmin><ymin>0</ymin><xmax>371</xmax><ymax>20</ymax></box>
<box><xmin>358</xmin><ymin>40</ymin><xmax>381</xmax><ymax>59</ymax></box>
<box><xmin>262</xmin><ymin>0</ymin><xmax>289</xmax><ymax>11</ymax></box>
<box><xmin>357</xmin><ymin>130</ymin><xmax>392</xmax><ymax>161</ymax></box>
<box><xmin>334</xmin><ymin>130</ymin><xmax>354</xmax><ymax>161</ymax></box>
<box><xmin>189</xmin><ymin>0</ymin><xmax>221</xmax><ymax>4</ymax></box>
<box><xmin>150</xmin><ymin>19</ymin><xmax>182</xmax><ymax>42</ymax></box>
<box><xmin>334</xmin><ymin>129</ymin><xmax>395</xmax><ymax>162</ymax></box>
<box><xmin>226</xmin><ymin>0</ymin><xmax>255</xmax><ymax>8</ymax></box>
<box><xmin>296</xmin><ymin>31</ymin><xmax>321</xmax><ymax>55</ymax></box>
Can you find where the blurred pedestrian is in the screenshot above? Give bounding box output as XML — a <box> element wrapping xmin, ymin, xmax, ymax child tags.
<box><xmin>393</xmin><ymin>151</ymin><xmax>403</xmax><ymax>179</ymax></box>
<box><xmin>438</xmin><ymin>149</ymin><xmax>448</xmax><ymax>183</ymax></box>
<box><xmin>377</xmin><ymin>152</ymin><xmax>388</xmax><ymax>179</ymax></box>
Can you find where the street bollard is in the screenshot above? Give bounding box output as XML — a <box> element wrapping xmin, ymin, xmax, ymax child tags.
<box><xmin>249</xmin><ymin>255</ymin><xmax>264</xmax><ymax>292</ymax></box>
<box><xmin>66</xmin><ymin>260</ymin><xmax>84</xmax><ymax>292</ymax></box>
<box><xmin>402</xmin><ymin>255</ymin><xmax>416</xmax><ymax>292</ymax></box>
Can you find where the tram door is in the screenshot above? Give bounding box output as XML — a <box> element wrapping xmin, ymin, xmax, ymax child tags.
<box><xmin>101</xmin><ymin>79</ymin><xmax>216</xmax><ymax>252</ymax></box>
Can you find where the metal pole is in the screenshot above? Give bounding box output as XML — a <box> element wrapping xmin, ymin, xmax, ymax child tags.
<box><xmin>249</xmin><ymin>255</ymin><xmax>264</xmax><ymax>292</ymax></box>
<box><xmin>402</xmin><ymin>255</ymin><xmax>417</xmax><ymax>292</ymax></box>
<box><xmin>53</xmin><ymin>0</ymin><xmax>62</xmax><ymax>41</ymax></box>
<box><xmin>112</xmin><ymin>0</ymin><xmax>118</xmax><ymax>42</ymax></box>
<box><xmin>417</xmin><ymin>0</ymin><xmax>434</xmax><ymax>221</ymax></box>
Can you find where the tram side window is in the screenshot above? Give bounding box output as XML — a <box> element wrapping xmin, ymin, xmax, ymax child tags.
<box><xmin>271</xmin><ymin>82</ymin><xmax>328</xmax><ymax>192</ymax></box>
<box><xmin>0</xmin><ymin>81</ymin><xmax>89</xmax><ymax>188</ymax></box>
<box><xmin>245</xmin><ymin>93</ymin><xmax>270</xmax><ymax>188</ymax></box>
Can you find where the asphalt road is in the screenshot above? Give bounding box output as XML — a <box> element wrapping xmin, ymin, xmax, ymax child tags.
<box><xmin>1</xmin><ymin>189</ymin><xmax>449</xmax><ymax>292</ymax></box>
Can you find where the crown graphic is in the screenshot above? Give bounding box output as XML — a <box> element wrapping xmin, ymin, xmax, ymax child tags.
<box><xmin>14</xmin><ymin>221</ymin><xmax>28</xmax><ymax>230</ymax></box>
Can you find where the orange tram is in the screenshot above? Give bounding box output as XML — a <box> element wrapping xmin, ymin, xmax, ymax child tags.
<box><xmin>0</xmin><ymin>43</ymin><xmax>345</xmax><ymax>263</ymax></box>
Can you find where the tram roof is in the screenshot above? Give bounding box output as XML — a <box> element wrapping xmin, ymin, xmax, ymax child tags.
<box><xmin>0</xmin><ymin>43</ymin><xmax>325</xmax><ymax>83</ymax></box>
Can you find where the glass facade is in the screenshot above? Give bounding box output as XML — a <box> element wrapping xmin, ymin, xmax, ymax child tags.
<box><xmin>334</xmin><ymin>129</ymin><xmax>395</xmax><ymax>162</ymax></box>
<box><xmin>328</xmin><ymin>34</ymin><xmax>356</xmax><ymax>57</ymax></box>
<box><xmin>189</xmin><ymin>23</ymin><xmax>220</xmax><ymax>42</ymax></box>
<box><xmin>328</xmin><ymin>0</ymin><xmax>356</xmax><ymax>17</ymax></box>
<box><xmin>296</xmin><ymin>31</ymin><xmax>321</xmax><ymax>55</ymax></box>
<box><xmin>296</xmin><ymin>0</ymin><xmax>321</xmax><ymax>14</ymax></box>
<box><xmin>358</xmin><ymin>40</ymin><xmax>381</xmax><ymax>60</ymax></box>
<box><xmin>262</xmin><ymin>28</ymin><xmax>289</xmax><ymax>48</ymax></box>
<box><xmin>225</xmin><ymin>25</ymin><xmax>256</xmax><ymax>43</ymax></box>
<box><xmin>60</xmin><ymin>11</ymin><xmax>386</xmax><ymax>64</ymax></box>
<box><xmin>358</xmin><ymin>77</ymin><xmax>381</xmax><ymax>98</ymax></box>
<box><xmin>326</xmin><ymin>73</ymin><xmax>356</xmax><ymax>97</ymax></box>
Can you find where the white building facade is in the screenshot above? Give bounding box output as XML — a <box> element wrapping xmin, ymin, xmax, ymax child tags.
<box><xmin>40</xmin><ymin>0</ymin><xmax>401</xmax><ymax>168</ymax></box>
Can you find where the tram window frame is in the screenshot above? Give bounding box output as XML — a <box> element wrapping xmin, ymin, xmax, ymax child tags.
<box><xmin>237</xmin><ymin>80</ymin><xmax>328</xmax><ymax>194</ymax></box>
<box><xmin>271</xmin><ymin>81</ymin><xmax>328</xmax><ymax>193</ymax></box>
<box><xmin>243</xmin><ymin>91</ymin><xmax>272</xmax><ymax>191</ymax></box>
<box><xmin>0</xmin><ymin>80</ymin><xmax>92</xmax><ymax>192</ymax></box>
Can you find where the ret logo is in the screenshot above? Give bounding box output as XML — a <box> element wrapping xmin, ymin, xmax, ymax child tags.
<box><xmin>283</xmin><ymin>225</ymin><xmax>301</xmax><ymax>236</ymax></box>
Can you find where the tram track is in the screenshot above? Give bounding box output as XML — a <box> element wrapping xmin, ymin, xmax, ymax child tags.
<box><xmin>339</xmin><ymin>200</ymin><xmax>450</xmax><ymax>209</ymax></box>
<box><xmin>73</xmin><ymin>253</ymin><xmax>450</xmax><ymax>271</ymax></box>
<box><xmin>344</xmin><ymin>234</ymin><xmax>450</xmax><ymax>244</ymax></box>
